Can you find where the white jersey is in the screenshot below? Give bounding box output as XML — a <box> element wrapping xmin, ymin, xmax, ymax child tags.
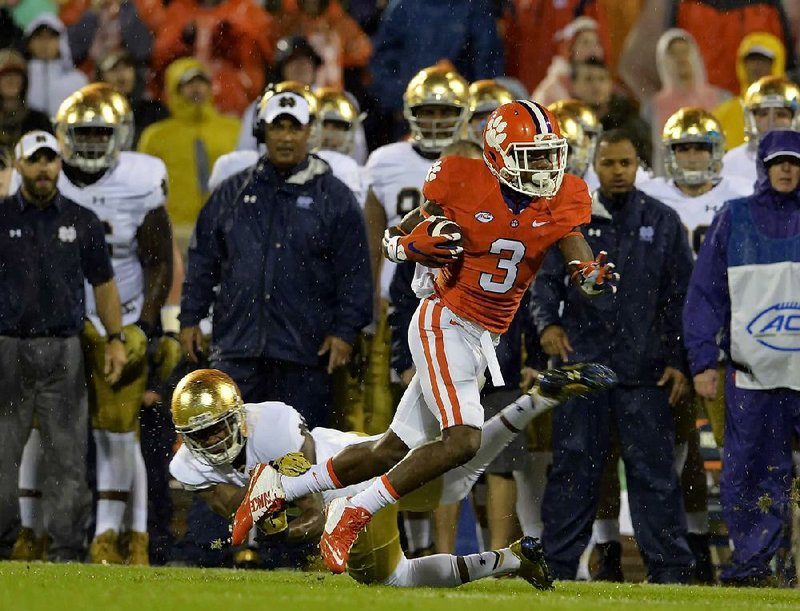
<box><xmin>721</xmin><ymin>143</ymin><xmax>758</xmax><ymax>188</ymax></box>
<box><xmin>365</xmin><ymin>141</ymin><xmax>436</xmax><ymax>299</ymax></box>
<box><xmin>208</xmin><ymin>149</ymin><xmax>366</xmax><ymax>206</ymax></box>
<box><xmin>638</xmin><ymin>176</ymin><xmax>752</xmax><ymax>255</ymax></box>
<box><xmin>169</xmin><ymin>401</ymin><xmax>378</xmax><ymax>503</ymax></box>
<box><xmin>59</xmin><ymin>152</ymin><xmax>166</xmax><ymax>333</ymax></box>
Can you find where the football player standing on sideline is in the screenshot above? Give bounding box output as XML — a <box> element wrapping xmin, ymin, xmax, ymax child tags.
<box><xmin>684</xmin><ymin>130</ymin><xmax>800</xmax><ymax>587</ymax></box>
<box><xmin>532</xmin><ymin>129</ymin><xmax>696</xmax><ymax>584</ymax></box>
<box><xmin>0</xmin><ymin>131</ymin><xmax>126</xmax><ymax>562</ymax></box>
<box><xmin>49</xmin><ymin>83</ymin><xmax>172</xmax><ymax>565</ymax></box>
<box><xmin>237</xmin><ymin>100</ymin><xmax>618</xmax><ymax>575</ymax></box>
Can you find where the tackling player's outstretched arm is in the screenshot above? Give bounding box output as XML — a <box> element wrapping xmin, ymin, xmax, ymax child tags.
<box><xmin>136</xmin><ymin>207</ymin><xmax>174</xmax><ymax>331</ymax></box>
<box><xmin>201</xmin><ymin>430</ymin><xmax>326</xmax><ymax>543</ymax></box>
<box><xmin>558</xmin><ymin>231</ymin><xmax>619</xmax><ymax>297</ymax></box>
<box><xmin>279</xmin><ymin>430</ymin><xmax>325</xmax><ymax>542</ymax></box>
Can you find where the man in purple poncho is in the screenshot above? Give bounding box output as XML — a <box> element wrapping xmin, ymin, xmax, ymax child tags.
<box><xmin>683</xmin><ymin>129</ymin><xmax>800</xmax><ymax>586</ymax></box>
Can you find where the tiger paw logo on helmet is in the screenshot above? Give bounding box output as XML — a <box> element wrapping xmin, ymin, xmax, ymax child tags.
<box><xmin>485</xmin><ymin>115</ymin><xmax>508</xmax><ymax>151</ymax></box>
<box><xmin>426</xmin><ymin>160</ymin><xmax>443</xmax><ymax>182</ymax></box>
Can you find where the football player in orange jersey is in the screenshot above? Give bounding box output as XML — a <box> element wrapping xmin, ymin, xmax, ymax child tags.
<box><xmin>234</xmin><ymin>100</ymin><xmax>618</xmax><ymax>575</ymax></box>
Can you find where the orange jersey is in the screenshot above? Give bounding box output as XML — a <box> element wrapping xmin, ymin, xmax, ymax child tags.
<box><xmin>422</xmin><ymin>157</ymin><xmax>591</xmax><ymax>333</ymax></box>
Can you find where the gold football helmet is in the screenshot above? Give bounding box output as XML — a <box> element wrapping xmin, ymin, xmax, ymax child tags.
<box><xmin>54</xmin><ymin>82</ymin><xmax>133</xmax><ymax>173</ymax></box>
<box><xmin>314</xmin><ymin>87</ymin><xmax>361</xmax><ymax>155</ymax></box>
<box><xmin>662</xmin><ymin>107</ymin><xmax>725</xmax><ymax>185</ymax></box>
<box><xmin>547</xmin><ymin>99</ymin><xmax>600</xmax><ymax>177</ymax></box>
<box><xmin>466</xmin><ymin>80</ymin><xmax>515</xmax><ymax>143</ymax></box>
<box><xmin>743</xmin><ymin>76</ymin><xmax>800</xmax><ymax>143</ymax></box>
<box><xmin>171</xmin><ymin>369</ymin><xmax>247</xmax><ymax>466</ymax></box>
<box><xmin>403</xmin><ymin>63</ymin><xmax>469</xmax><ymax>153</ymax></box>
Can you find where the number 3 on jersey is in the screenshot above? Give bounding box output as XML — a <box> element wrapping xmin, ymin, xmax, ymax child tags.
<box><xmin>480</xmin><ymin>239</ymin><xmax>526</xmax><ymax>294</ymax></box>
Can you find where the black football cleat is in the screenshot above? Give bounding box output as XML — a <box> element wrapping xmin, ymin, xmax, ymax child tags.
<box><xmin>510</xmin><ymin>536</ymin><xmax>554</xmax><ymax>591</ymax></box>
<box><xmin>535</xmin><ymin>363</ymin><xmax>617</xmax><ymax>402</ymax></box>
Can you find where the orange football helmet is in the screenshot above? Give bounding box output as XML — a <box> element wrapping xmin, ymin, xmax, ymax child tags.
<box><xmin>482</xmin><ymin>100</ymin><xmax>568</xmax><ymax>198</ymax></box>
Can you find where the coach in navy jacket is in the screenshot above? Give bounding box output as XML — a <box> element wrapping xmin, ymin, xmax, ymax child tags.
<box><xmin>530</xmin><ymin>130</ymin><xmax>694</xmax><ymax>584</ymax></box>
<box><xmin>180</xmin><ymin>91</ymin><xmax>372</xmax><ymax>428</ymax></box>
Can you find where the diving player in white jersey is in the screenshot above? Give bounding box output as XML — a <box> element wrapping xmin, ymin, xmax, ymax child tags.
<box><xmin>721</xmin><ymin>75</ymin><xmax>800</xmax><ymax>188</ymax></box>
<box><xmin>170</xmin><ymin>365</ymin><xmax>616</xmax><ymax>588</ymax></box>
<box><xmin>51</xmin><ymin>83</ymin><xmax>172</xmax><ymax>565</ymax></box>
<box><xmin>212</xmin><ymin>82</ymin><xmax>365</xmax><ymax>205</ymax></box>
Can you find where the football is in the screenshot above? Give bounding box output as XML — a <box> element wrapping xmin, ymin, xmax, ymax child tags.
<box><xmin>426</xmin><ymin>215</ymin><xmax>463</xmax><ymax>248</ymax></box>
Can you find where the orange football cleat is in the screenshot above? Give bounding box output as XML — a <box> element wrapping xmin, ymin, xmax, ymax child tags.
<box><xmin>319</xmin><ymin>497</ymin><xmax>372</xmax><ymax>574</ymax></box>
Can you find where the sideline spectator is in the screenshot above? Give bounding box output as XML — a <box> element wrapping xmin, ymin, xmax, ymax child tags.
<box><xmin>713</xmin><ymin>33</ymin><xmax>787</xmax><ymax>151</ymax></box>
<box><xmin>643</xmin><ymin>29</ymin><xmax>730</xmax><ymax>176</ymax></box>
<box><xmin>683</xmin><ymin>129</ymin><xmax>800</xmax><ymax>587</ymax></box>
<box><xmin>152</xmin><ymin>0</ymin><xmax>274</xmax><ymax>116</ymax></box>
<box><xmin>64</xmin><ymin>0</ymin><xmax>153</xmax><ymax>78</ymax></box>
<box><xmin>97</xmin><ymin>49</ymin><xmax>168</xmax><ymax>148</ymax></box>
<box><xmin>502</xmin><ymin>0</ymin><xmax>583</xmax><ymax>94</ymax></box>
<box><xmin>532</xmin><ymin>16</ymin><xmax>604</xmax><ymax>108</ymax></box>
<box><xmin>369</xmin><ymin>0</ymin><xmax>503</xmax><ymax>142</ymax></box>
<box><xmin>137</xmin><ymin>58</ymin><xmax>240</xmax><ymax>251</ymax></box>
<box><xmin>23</xmin><ymin>14</ymin><xmax>88</xmax><ymax>117</ymax></box>
<box><xmin>273</xmin><ymin>0</ymin><xmax>372</xmax><ymax>90</ymax></box>
<box><xmin>0</xmin><ymin>49</ymin><xmax>52</xmax><ymax>149</ymax></box>
<box><xmin>571</xmin><ymin>57</ymin><xmax>652</xmax><ymax>167</ymax></box>
<box><xmin>619</xmin><ymin>0</ymin><xmax>794</xmax><ymax>104</ymax></box>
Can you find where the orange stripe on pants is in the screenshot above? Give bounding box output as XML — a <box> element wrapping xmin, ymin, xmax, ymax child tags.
<box><xmin>430</xmin><ymin>302</ymin><xmax>463</xmax><ymax>426</ymax></box>
<box><xmin>417</xmin><ymin>299</ymin><xmax>449</xmax><ymax>428</ymax></box>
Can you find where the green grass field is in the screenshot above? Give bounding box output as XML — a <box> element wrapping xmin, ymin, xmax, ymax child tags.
<box><xmin>1</xmin><ymin>563</ymin><xmax>799</xmax><ymax>611</ymax></box>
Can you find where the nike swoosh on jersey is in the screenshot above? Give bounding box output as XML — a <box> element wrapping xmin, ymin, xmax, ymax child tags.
<box><xmin>531</xmin><ymin>220</ymin><xmax>550</xmax><ymax>227</ymax></box>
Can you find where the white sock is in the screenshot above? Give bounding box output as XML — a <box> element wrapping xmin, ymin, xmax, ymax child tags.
<box><xmin>281</xmin><ymin>457</ymin><xmax>340</xmax><ymax>503</ymax></box>
<box><xmin>350</xmin><ymin>475</ymin><xmax>400</xmax><ymax>515</ymax></box>
<box><xmin>402</xmin><ymin>513</ymin><xmax>433</xmax><ymax>554</ymax></box>
<box><xmin>502</xmin><ymin>392</ymin><xmax>559</xmax><ymax>432</ymax></box>
<box><xmin>593</xmin><ymin>519</ymin><xmax>620</xmax><ymax>544</ymax></box>
<box><xmin>577</xmin><ymin>533</ymin><xmax>596</xmax><ymax>581</ymax></box>
<box><xmin>94</xmin><ymin>430</ymin><xmax>136</xmax><ymax>536</ymax></box>
<box><xmin>385</xmin><ymin>555</ymin><xmax>460</xmax><ymax>587</ymax></box>
<box><xmin>129</xmin><ymin>442</ymin><xmax>148</xmax><ymax>533</ymax></box>
<box><xmin>18</xmin><ymin>428</ymin><xmax>44</xmax><ymax>536</ymax></box>
<box><xmin>384</xmin><ymin>549</ymin><xmax>520</xmax><ymax>587</ymax></box>
<box><xmin>513</xmin><ymin>451</ymin><xmax>552</xmax><ymax>538</ymax></box>
<box><xmin>686</xmin><ymin>511</ymin><xmax>709</xmax><ymax>534</ymax></box>
<box><xmin>459</xmin><ymin>548</ymin><xmax>520</xmax><ymax>582</ymax></box>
